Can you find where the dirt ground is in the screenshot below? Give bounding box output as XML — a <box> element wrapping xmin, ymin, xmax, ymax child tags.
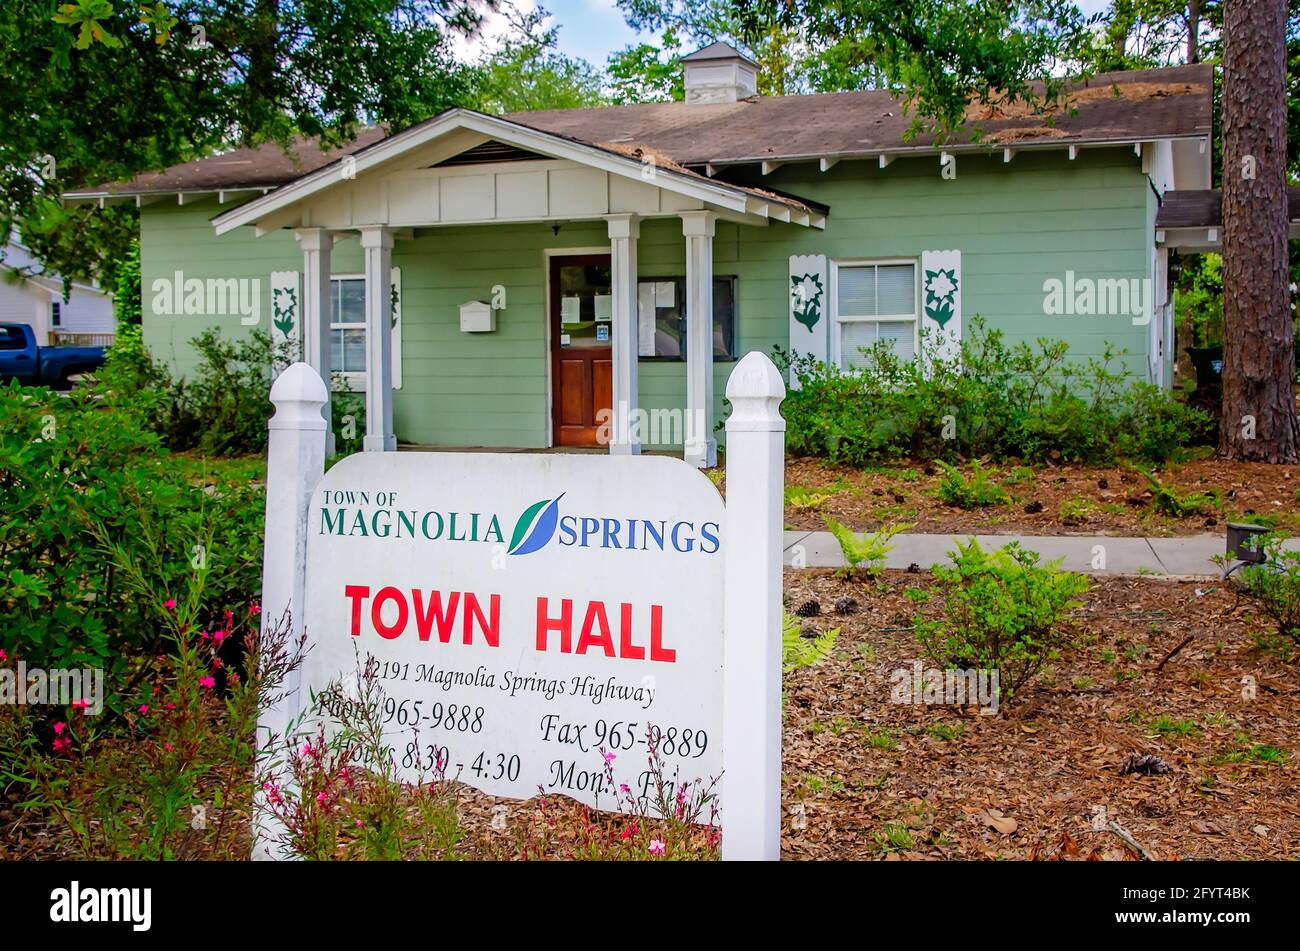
<box><xmin>775</xmin><ymin>570</ymin><xmax>1299</xmax><ymax>860</ymax></box>
<box><xmin>781</xmin><ymin>457</ymin><xmax>1300</xmax><ymax>537</ymax></box>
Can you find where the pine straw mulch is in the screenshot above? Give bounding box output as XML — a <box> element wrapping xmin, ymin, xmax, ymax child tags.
<box><xmin>781</xmin><ymin>457</ymin><xmax>1300</xmax><ymax>538</ymax></box>
<box><xmin>778</xmin><ymin>570</ymin><xmax>1300</xmax><ymax>860</ymax></box>
<box><xmin>4</xmin><ymin>571</ymin><xmax>1296</xmax><ymax>861</ymax></box>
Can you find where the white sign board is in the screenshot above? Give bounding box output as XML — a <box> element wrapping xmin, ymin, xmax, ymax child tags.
<box><xmin>300</xmin><ymin>452</ymin><xmax>724</xmax><ymax>810</ymax></box>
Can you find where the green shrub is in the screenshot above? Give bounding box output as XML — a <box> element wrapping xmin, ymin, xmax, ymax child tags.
<box><xmin>1236</xmin><ymin>534</ymin><xmax>1300</xmax><ymax>640</ymax></box>
<box><xmin>934</xmin><ymin>460</ymin><xmax>1009</xmax><ymax>509</ymax></box>
<box><xmin>0</xmin><ymin>384</ymin><xmax>264</xmax><ymax>703</ymax></box>
<box><xmin>914</xmin><ymin>539</ymin><xmax>1090</xmax><ymax>701</ymax></box>
<box><xmin>776</xmin><ymin>319</ymin><xmax>1212</xmax><ymax>467</ymax></box>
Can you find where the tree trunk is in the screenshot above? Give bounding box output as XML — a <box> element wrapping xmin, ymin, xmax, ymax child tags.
<box><xmin>1219</xmin><ymin>0</ymin><xmax>1298</xmax><ymax>463</ymax></box>
<box><xmin>1187</xmin><ymin>0</ymin><xmax>1200</xmax><ymax>64</ymax></box>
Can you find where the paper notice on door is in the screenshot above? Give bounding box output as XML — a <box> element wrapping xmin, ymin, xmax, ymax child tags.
<box><xmin>560</xmin><ymin>332</ymin><xmax>571</xmax><ymax>347</ymax></box>
<box><xmin>638</xmin><ymin>283</ymin><xmax>656</xmax><ymax>356</ymax></box>
<box><xmin>594</xmin><ymin>294</ymin><xmax>612</xmax><ymax>322</ymax></box>
<box><xmin>655</xmin><ymin>281</ymin><xmax>675</xmax><ymax>308</ymax></box>
<box><xmin>561</xmin><ymin>296</ymin><xmax>580</xmax><ymax>322</ymax></box>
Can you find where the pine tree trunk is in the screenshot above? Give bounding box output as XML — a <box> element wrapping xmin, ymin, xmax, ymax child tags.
<box><xmin>1219</xmin><ymin>0</ymin><xmax>1298</xmax><ymax>463</ymax></box>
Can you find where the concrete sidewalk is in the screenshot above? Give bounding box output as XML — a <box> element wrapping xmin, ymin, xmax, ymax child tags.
<box><xmin>782</xmin><ymin>530</ymin><xmax>1242</xmax><ymax>577</ymax></box>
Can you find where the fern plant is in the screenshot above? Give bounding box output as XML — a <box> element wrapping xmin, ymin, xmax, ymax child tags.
<box><xmin>785</xmin><ymin>485</ymin><xmax>834</xmax><ymax>510</ymax></box>
<box><xmin>934</xmin><ymin>460</ymin><xmax>1009</xmax><ymax>509</ymax></box>
<box><xmin>823</xmin><ymin>516</ymin><xmax>911</xmax><ymax>578</ymax></box>
<box><xmin>782</xmin><ymin>611</ymin><xmax>840</xmax><ymax>672</ymax></box>
<box><xmin>1132</xmin><ymin>464</ymin><xmax>1220</xmax><ymax>517</ymax></box>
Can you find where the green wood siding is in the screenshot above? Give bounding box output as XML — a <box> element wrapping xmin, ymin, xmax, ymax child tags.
<box><xmin>139</xmin><ymin>145</ymin><xmax>1154</xmax><ymax>450</ymax></box>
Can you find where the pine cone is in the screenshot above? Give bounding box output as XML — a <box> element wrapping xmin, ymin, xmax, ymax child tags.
<box><xmin>1023</xmin><ymin>500</ymin><xmax>1044</xmax><ymax>514</ymax></box>
<box><xmin>834</xmin><ymin>596</ymin><xmax>859</xmax><ymax>616</ymax></box>
<box><xmin>794</xmin><ymin>599</ymin><xmax>820</xmax><ymax>618</ymax></box>
<box><xmin>1120</xmin><ymin>752</ymin><xmax>1171</xmax><ymax>776</ymax></box>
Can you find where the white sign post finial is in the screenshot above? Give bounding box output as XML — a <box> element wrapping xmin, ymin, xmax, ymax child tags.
<box><xmin>254</xmin><ymin>361</ymin><xmax>328</xmax><ymax>860</ymax></box>
<box><xmin>722</xmin><ymin>351</ymin><xmax>786</xmax><ymax>860</ymax></box>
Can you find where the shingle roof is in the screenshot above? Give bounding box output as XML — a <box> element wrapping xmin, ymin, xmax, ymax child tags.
<box><xmin>512</xmin><ymin>64</ymin><xmax>1212</xmax><ymax>166</ymax></box>
<box><xmin>1157</xmin><ymin>188</ymin><xmax>1300</xmax><ymax>229</ymax></box>
<box><xmin>67</xmin><ymin>64</ymin><xmax>1212</xmax><ymax>198</ymax></box>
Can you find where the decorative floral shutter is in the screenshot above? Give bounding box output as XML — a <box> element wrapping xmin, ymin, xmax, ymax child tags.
<box><xmin>270</xmin><ymin>270</ymin><xmax>300</xmax><ymax>375</ymax></box>
<box><xmin>920</xmin><ymin>250</ymin><xmax>961</xmax><ymax>365</ymax></box>
<box><xmin>788</xmin><ymin>254</ymin><xmax>828</xmax><ymax>386</ymax></box>
<box><xmin>391</xmin><ymin>265</ymin><xmax>402</xmax><ymax>390</ymax></box>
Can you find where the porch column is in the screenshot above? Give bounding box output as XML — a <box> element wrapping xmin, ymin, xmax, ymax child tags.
<box><xmin>359</xmin><ymin>226</ymin><xmax>396</xmax><ymax>452</ymax></box>
<box><xmin>294</xmin><ymin>227</ymin><xmax>335</xmax><ymax>456</ymax></box>
<box><xmin>607</xmin><ymin>213</ymin><xmax>640</xmax><ymax>454</ymax></box>
<box><xmin>681</xmin><ymin>211</ymin><xmax>717</xmax><ymax>468</ymax></box>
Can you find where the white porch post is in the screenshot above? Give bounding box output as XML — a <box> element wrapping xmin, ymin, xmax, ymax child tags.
<box><xmin>294</xmin><ymin>227</ymin><xmax>335</xmax><ymax>456</ymax></box>
<box><xmin>681</xmin><ymin>211</ymin><xmax>717</xmax><ymax>468</ymax></box>
<box><xmin>607</xmin><ymin>214</ymin><xmax>640</xmax><ymax>455</ymax></box>
<box><xmin>359</xmin><ymin>226</ymin><xmax>396</xmax><ymax>452</ymax></box>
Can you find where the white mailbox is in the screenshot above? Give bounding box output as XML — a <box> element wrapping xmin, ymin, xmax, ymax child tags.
<box><xmin>459</xmin><ymin>300</ymin><xmax>496</xmax><ymax>333</ymax></box>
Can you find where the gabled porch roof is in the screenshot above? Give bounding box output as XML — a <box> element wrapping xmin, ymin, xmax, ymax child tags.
<box><xmin>209</xmin><ymin>109</ymin><xmax>826</xmax><ymax>236</ymax></box>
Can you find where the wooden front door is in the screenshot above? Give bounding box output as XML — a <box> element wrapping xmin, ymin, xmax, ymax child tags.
<box><xmin>550</xmin><ymin>255</ymin><xmax>613</xmax><ymax>447</ymax></box>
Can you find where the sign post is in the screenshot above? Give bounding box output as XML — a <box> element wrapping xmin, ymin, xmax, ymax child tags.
<box><xmin>254</xmin><ymin>353</ymin><xmax>785</xmax><ymax>861</ymax></box>
<box><xmin>721</xmin><ymin>352</ymin><xmax>786</xmax><ymax>860</ymax></box>
<box><xmin>253</xmin><ymin>363</ymin><xmax>328</xmax><ymax>860</ymax></box>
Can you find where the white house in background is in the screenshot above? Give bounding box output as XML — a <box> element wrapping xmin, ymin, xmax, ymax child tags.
<box><xmin>0</xmin><ymin>238</ymin><xmax>115</xmax><ymax>346</ymax></box>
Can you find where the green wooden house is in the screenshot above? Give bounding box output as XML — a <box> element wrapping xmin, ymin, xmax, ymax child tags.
<box><xmin>67</xmin><ymin>43</ymin><xmax>1214</xmax><ymax>466</ymax></box>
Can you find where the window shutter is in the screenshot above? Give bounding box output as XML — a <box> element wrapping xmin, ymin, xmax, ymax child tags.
<box><xmin>391</xmin><ymin>265</ymin><xmax>402</xmax><ymax>390</ymax></box>
<box><xmin>269</xmin><ymin>270</ymin><xmax>300</xmax><ymax>376</ymax></box>
<box><xmin>919</xmin><ymin>250</ymin><xmax>961</xmax><ymax>365</ymax></box>
<box><xmin>788</xmin><ymin>254</ymin><xmax>828</xmax><ymax>387</ymax></box>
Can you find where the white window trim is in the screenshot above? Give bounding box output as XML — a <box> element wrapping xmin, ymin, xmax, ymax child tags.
<box><xmin>331</xmin><ymin>273</ymin><xmax>366</xmax><ymax>389</ymax></box>
<box><xmin>829</xmin><ymin>257</ymin><xmax>920</xmax><ymax>370</ymax></box>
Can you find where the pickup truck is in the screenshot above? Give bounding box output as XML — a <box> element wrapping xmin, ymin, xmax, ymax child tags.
<box><xmin>0</xmin><ymin>322</ymin><xmax>106</xmax><ymax>389</ymax></box>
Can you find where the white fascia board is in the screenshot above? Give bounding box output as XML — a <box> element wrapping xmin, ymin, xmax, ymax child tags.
<box><xmin>212</xmin><ymin>110</ymin><xmax>785</xmax><ymax>236</ymax></box>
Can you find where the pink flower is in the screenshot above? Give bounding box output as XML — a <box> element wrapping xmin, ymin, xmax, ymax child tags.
<box><xmin>619</xmin><ymin>783</ymin><xmax>631</xmax><ymax>795</ymax></box>
<box><xmin>72</xmin><ymin>699</ymin><xmax>89</xmax><ymax>713</ymax></box>
<box><xmin>165</xmin><ymin>742</ymin><xmax>174</xmax><ymax>752</ymax></box>
<box><xmin>249</xmin><ymin>602</ymin><xmax>262</xmax><ymax>616</ymax></box>
<box><xmin>53</xmin><ymin>737</ymin><xmax>69</xmax><ymax>752</ymax></box>
<box><xmin>164</xmin><ymin>599</ymin><xmax>177</xmax><ymax>610</ymax></box>
<box><xmin>199</xmin><ymin>675</ymin><xmax>215</xmax><ymax>690</ymax></box>
<box><xmin>53</xmin><ymin>721</ymin><xmax>65</xmax><ymax>735</ymax></box>
<box><xmin>355</xmin><ymin>819</ymin><xmax>363</xmax><ymax>828</ymax></box>
<box><xmin>138</xmin><ymin>704</ymin><xmax>149</xmax><ymax>715</ymax></box>
<box><xmin>316</xmin><ymin>791</ymin><xmax>327</xmax><ymax>803</ymax></box>
<box><xmin>165</xmin><ymin>703</ymin><xmax>176</xmax><ymax>711</ymax></box>
<box><xmin>0</xmin><ymin>648</ymin><xmax>7</xmax><ymax>662</ymax></box>
<box><xmin>648</xmin><ymin>839</ymin><xmax>666</xmax><ymax>856</ymax></box>
<box><xmin>603</xmin><ymin>751</ymin><xmax>616</xmax><ymax>765</ymax></box>
<box><xmin>301</xmin><ymin>741</ymin><xmax>313</xmax><ymax>756</ymax></box>
<box><xmin>212</xmin><ymin>629</ymin><xmax>226</xmax><ymax>645</ymax></box>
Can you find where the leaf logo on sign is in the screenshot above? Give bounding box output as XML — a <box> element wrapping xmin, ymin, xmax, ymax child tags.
<box><xmin>507</xmin><ymin>494</ymin><xmax>564</xmax><ymax>556</ymax></box>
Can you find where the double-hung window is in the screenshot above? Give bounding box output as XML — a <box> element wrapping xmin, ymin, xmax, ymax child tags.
<box><xmin>832</xmin><ymin>260</ymin><xmax>918</xmax><ymax>370</ymax></box>
<box><xmin>330</xmin><ymin>276</ymin><xmax>366</xmax><ymax>379</ymax></box>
